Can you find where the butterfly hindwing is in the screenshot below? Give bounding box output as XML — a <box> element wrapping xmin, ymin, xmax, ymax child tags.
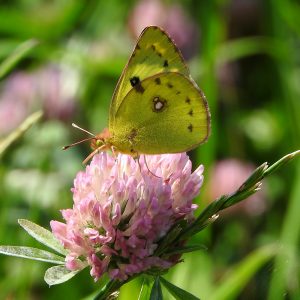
<box><xmin>110</xmin><ymin>72</ymin><xmax>210</xmax><ymax>154</ymax></box>
<box><xmin>109</xmin><ymin>26</ymin><xmax>189</xmax><ymax>130</ymax></box>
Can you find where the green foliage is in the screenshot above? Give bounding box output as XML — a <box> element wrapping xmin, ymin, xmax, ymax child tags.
<box><xmin>160</xmin><ymin>276</ymin><xmax>200</xmax><ymax>300</ymax></box>
<box><xmin>150</xmin><ymin>277</ymin><xmax>163</xmax><ymax>300</ymax></box>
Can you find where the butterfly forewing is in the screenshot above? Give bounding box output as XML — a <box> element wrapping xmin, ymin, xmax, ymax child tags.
<box><xmin>109</xmin><ymin>72</ymin><xmax>210</xmax><ymax>154</ymax></box>
<box><xmin>109</xmin><ymin>26</ymin><xmax>189</xmax><ymax>130</ymax></box>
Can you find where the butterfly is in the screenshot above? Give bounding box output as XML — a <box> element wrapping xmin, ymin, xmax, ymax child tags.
<box><xmin>65</xmin><ymin>26</ymin><xmax>210</xmax><ymax>161</ymax></box>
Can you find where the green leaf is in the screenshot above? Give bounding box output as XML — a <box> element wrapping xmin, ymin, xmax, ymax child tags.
<box><xmin>93</xmin><ymin>279</ymin><xmax>127</xmax><ymax>300</ymax></box>
<box><xmin>44</xmin><ymin>265</ymin><xmax>79</xmax><ymax>286</ymax></box>
<box><xmin>150</xmin><ymin>277</ymin><xmax>163</xmax><ymax>300</ymax></box>
<box><xmin>138</xmin><ymin>276</ymin><xmax>152</xmax><ymax>300</ymax></box>
<box><xmin>18</xmin><ymin>219</ymin><xmax>68</xmax><ymax>255</ymax></box>
<box><xmin>238</xmin><ymin>163</ymin><xmax>268</xmax><ymax>191</ymax></box>
<box><xmin>160</xmin><ymin>277</ymin><xmax>200</xmax><ymax>300</ymax></box>
<box><xmin>0</xmin><ymin>39</ymin><xmax>38</xmax><ymax>79</ymax></box>
<box><xmin>155</xmin><ymin>223</ymin><xmax>184</xmax><ymax>256</ymax></box>
<box><xmin>210</xmin><ymin>245</ymin><xmax>277</xmax><ymax>300</ymax></box>
<box><xmin>0</xmin><ymin>111</ymin><xmax>43</xmax><ymax>156</ymax></box>
<box><xmin>0</xmin><ymin>245</ymin><xmax>65</xmax><ymax>264</ymax></box>
<box><xmin>165</xmin><ymin>244</ymin><xmax>207</xmax><ymax>256</ymax></box>
<box><xmin>263</xmin><ymin>150</ymin><xmax>300</xmax><ymax>178</ymax></box>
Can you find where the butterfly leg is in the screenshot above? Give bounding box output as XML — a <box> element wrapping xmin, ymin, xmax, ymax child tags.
<box><xmin>83</xmin><ymin>144</ymin><xmax>107</xmax><ymax>164</ymax></box>
<box><xmin>142</xmin><ymin>155</ymin><xmax>161</xmax><ymax>179</ymax></box>
<box><xmin>127</xmin><ymin>147</ymin><xmax>149</xmax><ymax>176</ymax></box>
<box><xmin>110</xmin><ymin>145</ymin><xmax>119</xmax><ymax>162</ymax></box>
<box><xmin>135</xmin><ymin>154</ymin><xmax>143</xmax><ymax>174</ymax></box>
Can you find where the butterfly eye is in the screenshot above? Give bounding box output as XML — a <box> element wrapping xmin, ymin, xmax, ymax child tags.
<box><xmin>96</xmin><ymin>140</ymin><xmax>103</xmax><ymax>146</ymax></box>
<box><xmin>90</xmin><ymin>135</ymin><xmax>106</xmax><ymax>151</ymax></box>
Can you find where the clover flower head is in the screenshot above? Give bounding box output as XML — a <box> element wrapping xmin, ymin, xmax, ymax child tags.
<box><xmin>51</xmin><ymin>152</ymin><xmax>204</xmax><ymax>281</ymax></box>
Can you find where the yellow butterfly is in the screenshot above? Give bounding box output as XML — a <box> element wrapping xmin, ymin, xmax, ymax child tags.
<box><xmin>66</xmin><ymin>26</ymin><xmax>210</xmax><ymax>160</ymax></box>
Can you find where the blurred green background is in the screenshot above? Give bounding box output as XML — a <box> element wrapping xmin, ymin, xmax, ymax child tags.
<box><xmin>0</xmin><ymin>0</ymin><xmax>299</xmax><ymax>299</ymax></box>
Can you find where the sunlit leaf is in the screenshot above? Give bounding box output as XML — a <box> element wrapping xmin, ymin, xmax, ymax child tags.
<box><xmin>44</xmin><ymin>265</ymin><xmax>79</xmax><ymax>286</ymax></box>
<box><xmin>138</xmin><ymin>276</ymin><xmax>152</xmax><ymax>300</ymax></box>
<box><xmin>18</xmin><ymin>219</ymin><xmax>67</xmax><ymax>255</ymax></box>
<box><xmin>160</xmin><ymin>276</ymin><xmax>200</xmax><ymax>300</ymax></box>
<box><xmin>0</xmin><ymin>245</ymin><xmax>65</xmax><ymax>264</ymax></box>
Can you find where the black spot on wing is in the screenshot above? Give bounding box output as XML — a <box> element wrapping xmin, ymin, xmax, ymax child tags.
<box><xmin>130</xmin><ymin>76</ymin><xmax>145</xmax><ymax>93</ymax></box>
<box><xmin>188</xmin><ymin>109</ymin><xmax>193</xmax><ymax>116</ymax></box>
<box><xmin>150</xmin><ymin>44</ymin><xmax>163</xmax><ymax>57</ymax></box>
<box><xmin>136</xmin><ymin>44</ymin><xmax>141</xmax><ymax>50</ymax></box>
<box><xmin>130</xmin><ymin>76</ymin><xmax>140</xmax><ymax>87</ymax></box>
<box><xmin>135</xmin><ymin>84</ymin><xmax>145</xmax><ymax>94</ymax></box>
<box><xmin>163</xmin><ymin>60</ymin><xmax>169</xmax><ymax>67</ymax></box>
<box><xmin>155</xmin><ymin>78</ymin><xmax>161</xmax><ymax>85</ymax></box>
<box><xmin>186</xmin><ymin>97</ymin><xmax>191</xmax><ymax>104</ymax></box>
<box><xmin>188</xmin><ymin>124</ymin><xmax>193</xmax><ymax>132</ymax></box>
<box><xmin>176</xmin><ymin>91</ymin><xmax>181</xmax><ymax>95</ymax></box>
<box><xmin>167</xmin><ymin>83</ymin><xmax>173</xmax><ymax>88</ymax></box>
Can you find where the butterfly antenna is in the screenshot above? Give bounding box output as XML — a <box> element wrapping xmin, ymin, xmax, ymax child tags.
<box><xmin>72</xmin><ymin>123</ymin><xmax>96</xmax><ymax>137</ymax></box>
<box><xmin>62</xmin><ymin>137</ymin><xmax>95</xmax><ymax>150</ymax></box>
<box><xmin>63</xmin><ymin>123</ymin><xmax>98</xmax><ymax>150</ymax></box>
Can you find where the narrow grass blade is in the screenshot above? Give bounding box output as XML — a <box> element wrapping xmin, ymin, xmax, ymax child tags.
<box><xmin>210</xmin><ymin>245</ymin><xmax>277</xmax><ymax>300</ymax></box>
<box><xmin>0</xmin><ymin>110</ymin><xmax>43</xmax><ymax>156</ymax></box>
<box><xmin>150</xmin><ymin>277</ymin><xmax>163</xmax><ymax>300</ymax></box>
<box><xmin>268</xmin><ymin>160</ymin><xmax>300</xmax><ymax>299</ymax></box>
<box><xmin>0</xmin><ymin>39</ymin><xmax>38</xmax><ymax>79</ymax></box>
<box><xmin>138</xmin><ymin>277</ymin><xmax>152</xmax><ymax>300</ymax></box>
<box><xmin>165</xmin><ymin>244</ymin><xmax>207</xmax><ymax>256</ymax></box>
<box><xmin>263</xmin><ymin>150</ymin><xmax>300</xmax><ymax>178</ymax></box>
<box><xmin>160</xmin><ymin>276</ymin><xmax>200</xmax><ymax>300</ymax></box>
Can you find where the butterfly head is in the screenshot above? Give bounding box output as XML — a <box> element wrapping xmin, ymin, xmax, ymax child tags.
<box><xmin>63</xmin><ymin>124</ymin><xmax>113</xmax><ymax>164</ymax></box>
<box><xmin>90</xmin><ymin>127</ymin><xmax>112</xmax><ymax>151</ymax></box>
